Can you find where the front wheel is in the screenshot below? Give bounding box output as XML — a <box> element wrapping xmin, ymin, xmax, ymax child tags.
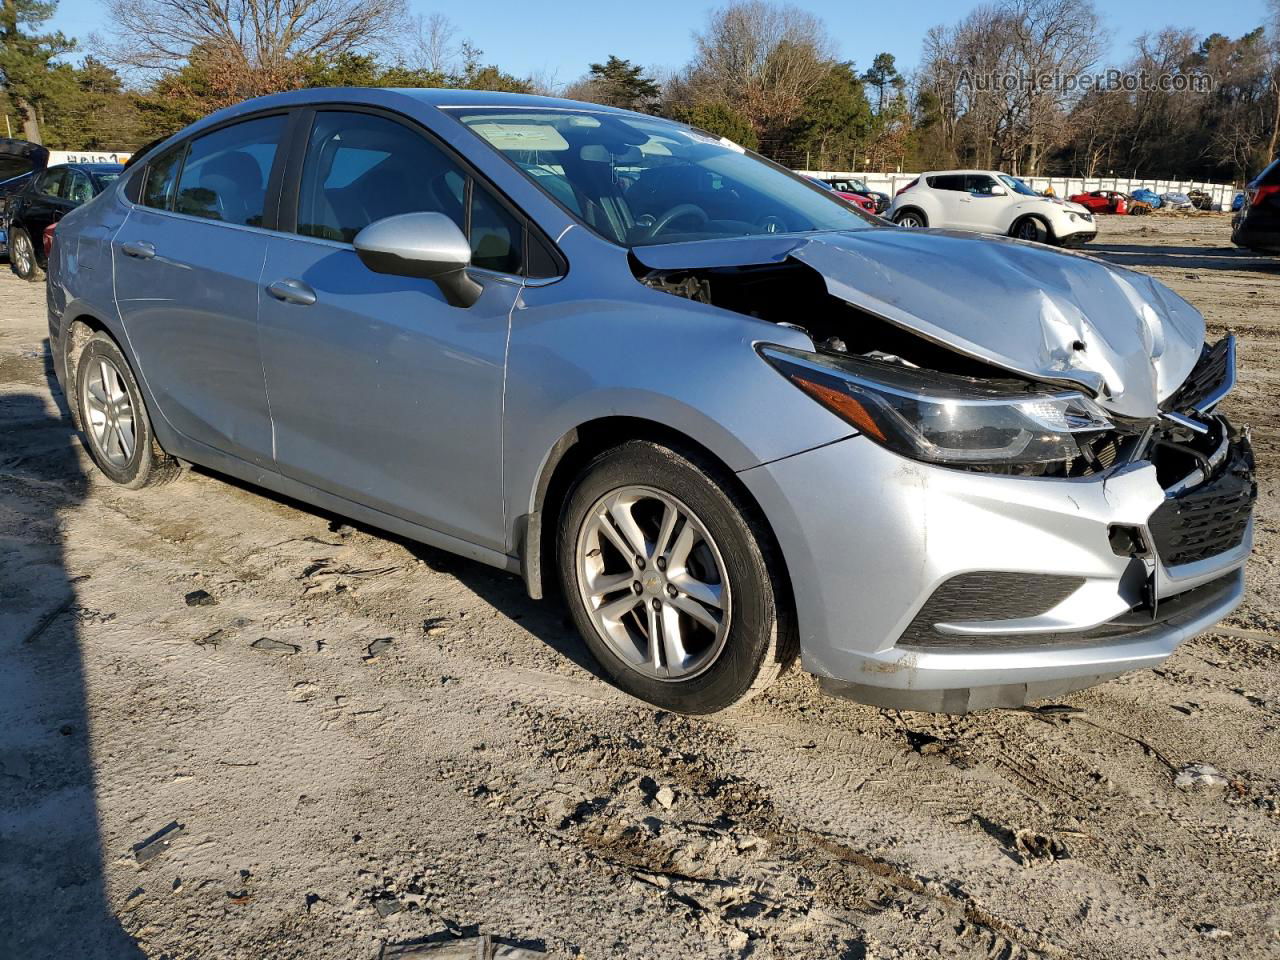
<box><xmin>8</xmin><ymin>228</ymin><xmax>43</xmax><ymax>281</ymax></box>
<box><xmin>1011</xmin><ymin>216</ymin><xmax>1049</xmax><ymax>244</ymax></box>
<box><xmin>557</xmin><ymin>440</ymin><xmax>794</xmax><ymax>714</ymax></box>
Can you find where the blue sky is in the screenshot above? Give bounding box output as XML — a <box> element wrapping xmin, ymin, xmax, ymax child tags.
<box><xmin>49</xmin><ymin>0</ymin><xmax>1273</xmax><ymax>84</ymax></box>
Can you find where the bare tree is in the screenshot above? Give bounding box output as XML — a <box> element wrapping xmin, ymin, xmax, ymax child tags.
<box><xmin>96</xmin><ymin>0</ymin><xmax>406</xmax><ymax>99</ymax></box>
<box><xmin>405</xmin><ymin>12</ymin><xmax>457</xmax><ymax>76</ymax></box>
<box><xmin>1267</xmin><ymin>0</ymin><xmax>1280</xmax><ymax>164</ymax></box>
<box><xmin>680</xmin><ymin>0</ymin><xmax>835</xmax><ymax>137</ymax></box>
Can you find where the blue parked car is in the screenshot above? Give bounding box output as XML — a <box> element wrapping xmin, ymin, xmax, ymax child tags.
<box><xmin>1130</xmin><ymin>188</ymin><xmax>1163</xmax><ymax>209</ymax></box>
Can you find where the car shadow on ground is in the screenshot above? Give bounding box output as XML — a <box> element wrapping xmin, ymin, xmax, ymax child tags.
<box><xmin>0</xmin><ymin>345</ymin><xmax>146</xmax><ymax>958</ymax></box>
<box><xmin>188</xmin><ymin>468</ymin><xmax>610</xmax><ymax>683</ymax></box>
<box><xmin>1087</xmin><ymin>241</ymin><xmax>1279</xmax><ymax>272</ymax></box>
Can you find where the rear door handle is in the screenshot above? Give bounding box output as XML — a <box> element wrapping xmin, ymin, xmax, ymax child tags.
<box><xmin>266</xmin><ymin>278</ymin><xmax>317</xmax><ymax>306</ymax></box>
<box><xmin>121</xmin><ymin>241</ymin><xmax>155</xmax><ymax>259</ymax></box>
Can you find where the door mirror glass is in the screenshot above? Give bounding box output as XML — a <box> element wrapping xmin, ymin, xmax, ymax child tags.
<box><xmin>353</xmin><ymin>211</ymin><xmax>482</xmax><ymax>308</ymax></box>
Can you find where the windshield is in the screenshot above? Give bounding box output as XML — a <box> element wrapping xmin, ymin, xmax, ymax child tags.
<box><xmin>998</xmin><ymin>175</ymin><xmax>1040</xmax><ymax>197</ymax></box>
<box><xmin>91</xmin><ymin>172</ymin><xmax>120</xmax><ymax>190</ymax></box>
<box><xmin>450</xmin><ymin>107</ymin><xmax>874</xmax><ymax>246</ymax></box>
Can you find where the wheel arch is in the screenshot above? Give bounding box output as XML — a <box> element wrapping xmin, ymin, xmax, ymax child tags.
<box><xmin>893</xmin><ymin>205</ymin><xmax>929</xmax><ymax>226</ymax></box>
<box><xmin>518</xmin><ymin>416</ymin><xmax>794</xmax><ymax>621</ymax></box>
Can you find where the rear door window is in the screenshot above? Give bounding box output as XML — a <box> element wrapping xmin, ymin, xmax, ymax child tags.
<box><xmin>294</xmin><ymin>109</ymin><xmax>529</xmax><ymax>275</ymax></box>
<box><xmin>174</xmin><ymin>114</ymin><xmax>287</xmax><ymax>227</ymax></box>
<box><xmin>928</xmin><ymin>174</ymin><xmax>966</xmax><ymax>191</ymax></box>
<box><xmin>39</xmin><ymin>169</ymin><xmax>67</xmax><ymax>198</ymax></box>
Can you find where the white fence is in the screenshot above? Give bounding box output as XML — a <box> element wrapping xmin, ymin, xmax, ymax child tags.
<box><xmin>798</xmin><ymin>170</ymin><xmax>1241</xmax><ymax>209</ymax></box>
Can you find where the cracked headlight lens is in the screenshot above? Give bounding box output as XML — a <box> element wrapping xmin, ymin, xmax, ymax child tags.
<box><xmin>761</xmin><ymin>345</ymin><xmax>1113</xmax><ymax>466</ymax></box>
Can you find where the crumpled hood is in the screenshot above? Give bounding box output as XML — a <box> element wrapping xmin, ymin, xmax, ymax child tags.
<box><xmin>633</xmin><ymin>228</ymin><xmax>1204</xmax><ymax>419</ymax></box>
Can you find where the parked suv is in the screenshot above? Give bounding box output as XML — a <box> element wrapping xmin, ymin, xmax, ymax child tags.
<box><xmin>6</xmin><ymin>162</ymin><xmax>123</xmax><ymax>280</ymax></box>
<box><xmin>46</xmin><ymin>89</ymin><xmax>1253</xmax><ymax>714</ymax></box>
<box><xmin>1232</xmin><ymin>159</ymin><xmax>1280</xmax><ymax>253</ymax></box>
<box><xmin>890</xmin><ymin>170</ymin><xmax>1096</xmax><ymax>246</ymax></box>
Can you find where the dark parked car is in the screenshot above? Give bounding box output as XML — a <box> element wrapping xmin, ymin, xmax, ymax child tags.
<box><xmin>0</xmin><ymin>138</ymin><xmax>48</xmax><ymax>259</ymax></box>
<box><xmin>1232</xmin><ymin>159</ymin><xmax>1280</xmax><ymax>253</ymax></box>
<box><xmin>6</xmin><ymin>162</ymin><xmax>123</xmax><ymax>280</ymax></box>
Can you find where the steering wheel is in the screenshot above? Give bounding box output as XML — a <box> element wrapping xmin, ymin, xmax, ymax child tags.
<box><xmin>643</xmin><ymin>203</ymin><xmax>708</xmax><ymax>239</ymax></box>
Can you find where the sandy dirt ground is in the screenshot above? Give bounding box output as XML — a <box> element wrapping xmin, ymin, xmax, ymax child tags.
<box><xmin>2</xmin><ymin>214</ymin><xmax>1278</xmax><ymax>960</ymax></box>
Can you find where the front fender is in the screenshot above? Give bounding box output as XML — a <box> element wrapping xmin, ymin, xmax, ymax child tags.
<box><xmin>500</xmin><ymin>237</ymin><xmax>855</xmax><ymax>555</ymax></box>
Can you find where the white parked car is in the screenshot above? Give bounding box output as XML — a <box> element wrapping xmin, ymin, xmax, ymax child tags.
<box><xmin>889</xmin><ymin>170</ymin><xmax>1096</xmax><ymax>247</ymax></box>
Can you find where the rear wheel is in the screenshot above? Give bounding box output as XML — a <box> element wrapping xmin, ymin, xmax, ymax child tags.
<box><xmin>75</xmin><ymin>333</ymin><xmax>181</xmax><ymax>489</ymax></box>
<box><xmin>894</xmin><ymin>209</ymin><xmax>927</xmax><ymax>228</ymax></box>
<box><xmin>8</xmin><ymin>228</ymin><xmax>43</xmax><ymax>282</ymax></box>
<box><xmin>557</xmin><ymin>440</ymin><xmax>794</xmax><ymax>714</ymax></box>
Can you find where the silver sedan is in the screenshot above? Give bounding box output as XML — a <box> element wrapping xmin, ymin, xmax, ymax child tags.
<box><xmin>46</xmin><ymin>89</ymin><xmax>1254</xmax><ymax>714</ymax></box>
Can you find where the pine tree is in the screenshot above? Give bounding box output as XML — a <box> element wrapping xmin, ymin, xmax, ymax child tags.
<box><xmin>587</xmin><ymin>55</ymin><xmax>659</xmax><ymax>110</ymax></box>
<box><xmin>0</xmin><ymin>0</ymin><xmax>73</xmax><ymax>142</ymax></box>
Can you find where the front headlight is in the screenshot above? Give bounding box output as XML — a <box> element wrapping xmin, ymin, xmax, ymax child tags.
<box><xmin>760</xmin><ymin>345</ymin><xmax>1113</xmax><ymax>467</ymax></box>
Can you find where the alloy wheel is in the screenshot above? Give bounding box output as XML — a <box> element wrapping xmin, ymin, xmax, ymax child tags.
<box><xmin>897</xmin><ymin>214</ymin><xmax>923</xmax><ymax>228</ymax></box>
<box><xmin>575</xmin><ymin>485</ymin><xmax>731</xmax><ymax>681</ymax></box>
<box><xmin>83</xmin><ymin>356</ymin><xmax>136</xmax><ymax>468</ymax></box>
<box><xmin>12</xmin><ymin>232</ymin><xmax>33</xmax><ymax>276</ymax></box>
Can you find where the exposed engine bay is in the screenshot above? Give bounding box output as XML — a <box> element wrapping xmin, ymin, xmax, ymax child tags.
<box><xmin>633</xmin><ymin>250</ymin><xmax>1250</xmax><ymax>497</ymax></box>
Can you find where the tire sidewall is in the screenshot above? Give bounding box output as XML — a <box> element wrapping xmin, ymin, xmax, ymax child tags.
<box><xmin>557</xmin><ymin>441</ymin><xmax>781</xmax><ymax>714</ymax></box>
<box><xmin>76</xmin><ymin>335</ymin><xmax>156</xmax><ymax>488</ymax></box>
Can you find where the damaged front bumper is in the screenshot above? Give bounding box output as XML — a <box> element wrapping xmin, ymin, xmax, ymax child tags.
<box><xmin>737</xmin><ymin>417</ymin><xmax>1255</xmax><ymax>713</ymax></box>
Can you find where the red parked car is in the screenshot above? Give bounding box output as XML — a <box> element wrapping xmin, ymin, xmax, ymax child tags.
<box><xmin>804</xmin><ymin>176</ymin><xmax>876</xmax><ymax>214</ymax></box>
<box><xmin>1069</xmin><ymin>190</ymin><xmax>1129</xmax><ymax>215</ymax></box>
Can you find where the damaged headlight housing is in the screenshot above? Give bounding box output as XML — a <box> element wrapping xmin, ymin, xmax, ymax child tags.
<box><xmin>760</xmin><ymin>345</ymin><xmax>1113</xmax><ymax>466</ymax></box>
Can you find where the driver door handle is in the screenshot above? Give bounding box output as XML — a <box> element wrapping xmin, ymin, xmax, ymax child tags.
<box><xmin>121</xmin><ymin>241</ymin><xmax>156</xmax><ymax>259</ymax></box>
<box><xmin>266</xmin><ymin>278</ymin><xmax>317</xmax><ymax>306</ymax></box>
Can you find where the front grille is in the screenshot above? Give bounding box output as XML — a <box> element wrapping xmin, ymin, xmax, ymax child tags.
<box><xmin>1164</xmin><ymin>336</ymin><xmax>1233</xmax><ymax>414</ymax></box>
<box><xmin>1149</xmin><ymin>447</ymin><xmax>1255</xmax><ymax>566</ymax></box>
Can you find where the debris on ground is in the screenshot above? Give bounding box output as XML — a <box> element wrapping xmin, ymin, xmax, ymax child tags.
<box><xmin>365</xmin><ymin>637</ymin><xmax>395</xmax><ymax>661</ymax></box>
<box><xmin>1193</xmin><ymin>923</ymin><xmax>1233</xmax><ymax>940</ymax></box>
<box><xmin>1014</xmin><ymin>829</ymin><xmax>1069</xmax><ymax>864</ymax></box>
<box><xmin>250</xmin><ymin>637</ymin><xmax>300</xmax><ymax>656</ymax></box>
<box><xmin>654</xmin><ymin>786</ymin><xmax>676</xmax><ymax>810</ymax></box>
<box><xmin>382</xmin><ymin>935</ymin><xmax>546</xmax><ymax>958</ymax></box>
<box><xmin>1175</xmin><ymin>763</ymin><xmax>1230</xmax><ymax>790</ymax></box>
<box><xmin>132</xmin><ymin>821</ymin><xmax>186</xmax><ymax>864</ymax></box>
<box><xmin>184</xmin><ymin>588</ymin><xmax>217</xmax><ymax>606</ymax></box>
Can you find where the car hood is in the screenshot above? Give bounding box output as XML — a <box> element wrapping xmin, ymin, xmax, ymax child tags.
<box><xmin>632</xmin><ymin>228</ymin><xmax>1204</xmax><ymax>420</ymax></box>
<box><xmin>0</xmin><ymin>138</ymin><xmax>48</xmax><ymax>184</ymax></box>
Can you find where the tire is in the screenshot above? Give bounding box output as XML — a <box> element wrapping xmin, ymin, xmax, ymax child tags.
<box><xmin>1011</xmin><ymin>216</ymin><xmax>1049</xmax><ymax>244</ymax></box>
<box><xmin>8</xmin><ymin>228</ymin><xmax>44</xmax><ymax>282</ymax></box>
<box><xmin>74</xmin><ymin>332</ymin><xmax>181</xmax><ymax>489</ymax></box>
<box><xmin>894</xmin><ymin>209</ymin><xmax>927</xmax><ymax>228</ymax></box>
<box><xmin>557</xmin><ymin>440</ymin><xmax>794</xmax><ymax>714</ymax></box>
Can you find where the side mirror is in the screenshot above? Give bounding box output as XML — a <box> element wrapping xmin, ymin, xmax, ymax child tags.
<box><xmin>353</xmin><ymin>211</ymin><xmax>482</xmax><ymax>308</ymax></box>
<box><xmin>988</xmin><ymin>185</ymin><xmax>1007</xmax><ymax>196</ymax></box>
